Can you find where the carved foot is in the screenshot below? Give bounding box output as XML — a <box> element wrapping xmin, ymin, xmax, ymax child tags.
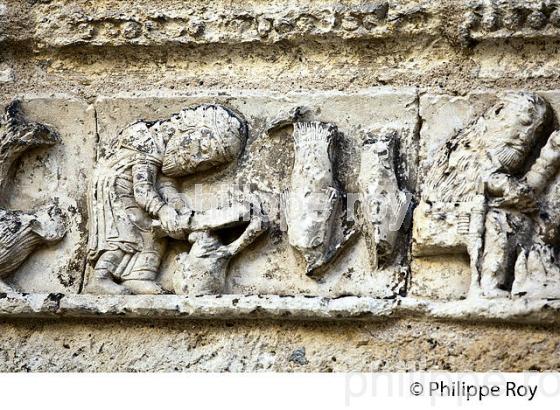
<box><xmin>121</xmin><ymin>280</ymin><xmax>164</xmax><ymax>295</ymax></box>
<box><xmin>85</xmin><ymin>277</ymin><xmax>131</xmax><ymax>295</ymax></box>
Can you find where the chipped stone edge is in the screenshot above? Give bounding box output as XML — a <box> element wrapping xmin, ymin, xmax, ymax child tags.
<box><xmin>0</xmin><ymin>293</ymin><xmax>559</xmax><ymax>325</ymax></box>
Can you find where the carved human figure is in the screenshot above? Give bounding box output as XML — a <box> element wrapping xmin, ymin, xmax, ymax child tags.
<box><xmin>512</xmin><ymin>130</ymin><xmax>560</xmax><ymax>298</ymax></box>
<box><xmin>86</xmin><ymin>104</ymin><xmax>247</xmax><ymax>295</ymax></box>
<box><xmin>0</xmin><ymin>101</ymin><xmax>66</xmax><ymax>291</ymax></box>
<box><xmin>413</xmin><ymin>92</ymin><xmax>548</xmax><ymax>298</ymax></box>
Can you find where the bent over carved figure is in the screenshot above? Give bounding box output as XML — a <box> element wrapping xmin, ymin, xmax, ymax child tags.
<box><xmin>86</xmin><ymin>104</ymin><xmax>248</xmax><ymax>295</ymax></box>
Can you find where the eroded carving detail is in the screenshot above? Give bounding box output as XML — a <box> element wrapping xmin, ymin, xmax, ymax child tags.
<box><xmin>462</xmin><ymin>1</ymin><xmax>560</xmax><ymax>45</ymax></box>
<box><xmin>285</xmin><ymin>122</ymin><xmax>341</xmax><ymax>276</ymax></box>
<box><xmin>358</xmin><ymin>129</ymin><xmax>409</xmax><ymax>271</ymax></box>
<box><xmin>512</xmin><ymin>128</ymin><xmax>560</xmax><ymax>299</ymax></box>
<box><xmin>173</xmin><ymin>211</ymin><xmax>267</xmax><ymax>296</ymax></box>
<box><xmin>86</xmin><ymin>104</ymin><xmax>267</xmax><ymax>295</ymax></box>
<box><xmin>414</xmin><ymin>92</ymin><xmax>555</xmax><ymax>298</ymax></box>
<box><xmin>0</xmin><ymin>101</ymin><xmax>66</xmax><ymax>291</ymax></box>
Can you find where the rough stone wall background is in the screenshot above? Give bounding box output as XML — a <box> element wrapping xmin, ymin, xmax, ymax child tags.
<box><xmin>1</xmin><ymin>318</ymin><xmax>559</xmax><ymax>372</ymax></box>
<box><xmin>2</xmin><ymin>0</ymin><xmax>560</xmax><ymax>371</ymax></box>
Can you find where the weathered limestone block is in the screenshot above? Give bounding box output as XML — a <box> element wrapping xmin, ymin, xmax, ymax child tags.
<box><xmin>93</xmin><ymin>89</ymin><xmax>418</xmax><ymax>298</ymax></box>
<box><xmin>0</xmin><ymin>97</ymin><xmax>97</xmax><ymax>294</ymax></box>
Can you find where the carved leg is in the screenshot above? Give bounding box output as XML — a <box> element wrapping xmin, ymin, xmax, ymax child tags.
<box><xmin>85</xmin><ymin>250</ymin><xmax>131</xmax><ymax>295</ymax></box>
<box><xmin>480</xmin><ymin>209</ymin><xmax>532</xmax><ymax>298</ymax></box>
<box><xmin>467</xmin><ymin>236</ymin><xmax>484</xmax><ymax>298</ymax></box>
<box><xmin>467</xmin><ymin>207</ymin><xmax>486</xmax><ymax>298</ymax></box>
<box><xmin>121</xmin><ymin>235</ymin><xmax>165</xmax><ymax>295</ymax></box>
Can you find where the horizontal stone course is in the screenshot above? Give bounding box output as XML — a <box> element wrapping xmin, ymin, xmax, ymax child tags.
<box><xmin>4</xmin><ymin>1</ymin><xmax>560</xmax><ymax>49</ymax></box>
<box><xmin>1</xmin><ymin>292</ymin><xmax>558</xmax><ymax>325</ymax></box>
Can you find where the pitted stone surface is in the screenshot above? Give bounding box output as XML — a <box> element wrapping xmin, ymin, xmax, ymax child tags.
<box><xmin>1</xmin><ymin>315</ymin><xmax>559</xmax><ymax>372</ymax></box>
<box><xmin>2</xmin><ymin>0</ymin><xmax>560</xmax><ymax>372</ymax></box>
<box><xmin>1</xmin><ymin>293</ymin><xmax>559</xmax><ymax>326</ymax></box>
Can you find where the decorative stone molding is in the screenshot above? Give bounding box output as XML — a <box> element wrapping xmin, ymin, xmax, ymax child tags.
<box><xmin>463</xmin><ymin>0</ymin><xmax>560</xmax><ymax>45</ymax></box>
<box><xmin>0</xmin><ymin>293</ymin><xmax>559</xmax><ymax>325</ymax></box>
<box><xmin>7</xmin><ymin>1</ymin><xmax>560</xmax><ymax>50</ymax></box>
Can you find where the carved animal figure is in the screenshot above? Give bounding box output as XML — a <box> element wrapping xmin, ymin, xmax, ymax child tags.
<box><xmin>285</xmin><ymin>122</ymin><xmax>340</xmax><ymax>276</ymax></box>
<box><xmin>173</xmin><ymin>213</ymin><xmax>266</xmax><ymax>295</ymax></box>
<box><xmin>358</xmin><ymin>130</ymin><xmax>408</xmax><ymax>270</ymax></box>
<box><xmin>0</xmin><ymin>100</ymin><xmax>66</xmax><ymax>291</ymax></box>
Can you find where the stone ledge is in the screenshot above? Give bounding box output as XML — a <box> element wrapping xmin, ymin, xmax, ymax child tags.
<box><xmin>0</xmin><ymin>293</ymin><xmax>558</xmax><ymax>325</ymax></box>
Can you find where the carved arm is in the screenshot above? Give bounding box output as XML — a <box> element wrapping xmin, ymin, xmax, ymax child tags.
<box><xmin>131</xmin><ymin>162</ymin><xmax>167</xmax><ymax>217</ymax></box>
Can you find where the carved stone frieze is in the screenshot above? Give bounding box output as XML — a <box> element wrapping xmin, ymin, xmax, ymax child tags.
<box><xmin>91</xmin><ymin>90</ymin><xmax>417</xmax><ymax>299</ymax></box>
<box><xmin>414</xmin><ymin>90</ymin><xmax>560</xmax><ymax>301</ymax></box>
<box><xmin>1</xmin><ymin>89</ymin><xmax>560</xmax><ymax>322</ymax></box>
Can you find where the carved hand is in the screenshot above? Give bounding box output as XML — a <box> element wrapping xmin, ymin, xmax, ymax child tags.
<box><xmin>166</xmin><ymin>193</ymin><xmax>191</xmax><ymax>214</ymax></box>
<box><xmin>487</xmin><ymin>174</ymin><xmax>538</xmax><ymax>212</ymax></box>
<box><xmin>157</xmin><ymin>205</ymin><xmax>184</xmax><ymax>239</ymax></box>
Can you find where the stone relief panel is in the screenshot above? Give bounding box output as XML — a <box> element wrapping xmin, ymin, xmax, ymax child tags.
<box><xmin>1</xmin><ymin>88</ymin><xmax>560</xmax><ymax>321</ymax></box>
<box><xmin>91</xmin><ymin>90</ymin><xmax>418</xmax><ymax>298</ymax></box>
<box><xmin>413</xmin><ymin>91</ymin><xmax>560</xmax><ymax>301</ymax></box>
<box><xmin>0</xmin><ymin>101</ymin><xmax>65</xmax><ymax>291</ymax></box>
<box><xmin>0</xmin><ymin>97</ymin><xmax>96</xmax><ymax>294</ymax></box>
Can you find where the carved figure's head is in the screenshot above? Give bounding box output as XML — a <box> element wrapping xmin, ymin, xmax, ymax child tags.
<box><xmin>161</xmin><ymin>104</ymin><xmax>248</xmax><ymax>177</ymax></box>
<box><xmin>30</xmin><ymin>203</ymin><xmax>67</xmax><ymax>243</ymax></box>
<box><xmin>485</xmin><ymin>92</ymin><xmax>548</xmax><ymax>173</ymax></box>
